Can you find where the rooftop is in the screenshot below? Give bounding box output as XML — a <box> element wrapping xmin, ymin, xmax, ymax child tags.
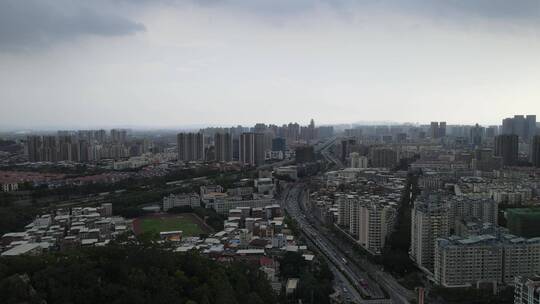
<box><xmin>1</xmin><ymin>243</ymin><xmax>42</xmax><ymax>256</ymax></box>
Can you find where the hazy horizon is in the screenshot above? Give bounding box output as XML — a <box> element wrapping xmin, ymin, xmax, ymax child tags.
<box><xmin>1</xmin><ymin>0</ymin><xmax>539</xmax><ymax>128</ymax></box>
<box><xmin>1</xmin><ymin>118</ymin><xmax>535</xmax><ymax>133</ymax></box>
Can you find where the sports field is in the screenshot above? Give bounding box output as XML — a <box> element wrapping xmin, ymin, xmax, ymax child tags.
<box><xmin>133</xmin><ymin>213</ymin><xmax>211</xmax><ymax>236</ymax></box>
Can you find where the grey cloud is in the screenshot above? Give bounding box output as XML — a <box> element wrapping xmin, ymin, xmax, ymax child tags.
<box><xmin>391</xmin><ymin>0</ymin><xmax>540</xmax><ymax>22</ymax></box>
<box><xmin>0</xmin><ymin>0</ymin><xmax>145</xmax><ymax>51</ymax></box>
<box><xmin>162</xmin><ymin>0</ymin><xmax>540</xmax><ymax>24</ymax></box>
<box><xmin>1</xmin><ymin>0</ymin><xmax>537</xmax><ymax>52</ymax></box>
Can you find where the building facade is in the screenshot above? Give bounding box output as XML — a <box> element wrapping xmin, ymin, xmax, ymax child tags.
<box><xmin>239</xmin><ymin>133</ymin><xmax>265</xmax><ymax>166</ymax></box>
<box><xmin>411</xmin><ymin>199</ymin><xmax>450</xmax><ymax>273</ymax></box>
<box><xmin>495</xmin><ymin>134</ymin><xmax>519</xmax><ymax>166</ymax></box>
<box><xmin>177</xmin><ymin>132</ymin><xmax>205</xmax><ymax>162</ymax></box>
<box><xmin>214</xmin><ymin>133</ymin><xmax>233</xmax><ymax>162</ymax></box>
<box><xmin>434</xmin><ymin>234</ymin><xmax>540</xmax><ymax>288</ymax></box>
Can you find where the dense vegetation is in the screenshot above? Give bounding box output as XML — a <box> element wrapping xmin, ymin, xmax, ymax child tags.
<box><xmin>192</xmin><ymin>207</ymin><xmax>225</xmax><ymax>231</ymax></box>
<box><xmin>0</xmin><ymin>167</ymin><xmax>257</xmax><ymax>234</ymax></box>
<box><xmin>167</xmin><ymin>206</ymin><xmax>225</xmax><ymax>232</ymax></box>
<box><xmin>380</xmin><ymin>171</ymin><xmax>420</xmax><ymax>276</ymax></box>
<box><xmin>431</xmin><ymin>286</ymin><xmax>514</xmax><ymax>304</ymax></box>
<box><xmin>278</xmin><ymin>252</ymin><xmax>334</xmax><ymax>304</ymax></box>
<box><xmin>0</xmin><ymin>205</ymin><xmax>39</xmax><ymax>235</ymax></box>
<box><xmin>0</xmin><ymin>244</ymin><xmax>277</xmax><ymax>304</ymax></box>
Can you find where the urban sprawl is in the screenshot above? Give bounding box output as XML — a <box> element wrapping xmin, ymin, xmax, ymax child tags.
<box><xmin>2</xmin><ymin>115</ymin><xmax>540</xmax><ymax>304</ymax></box>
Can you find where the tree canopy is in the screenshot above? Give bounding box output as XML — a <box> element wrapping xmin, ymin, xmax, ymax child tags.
<box><xmin>0</xmin><ymin>244</ymin><xmax>277</xmax><ymax>304</ymax></box>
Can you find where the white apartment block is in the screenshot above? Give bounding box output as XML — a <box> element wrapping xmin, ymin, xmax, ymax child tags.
<box><xmin>357</xmin><ymin>202</ymin><xmax>396</xmax><ymax>255</ymax></box>
<box><xmin>515</xmin><ymin>275</ymin><xmax>540</xmax><ymax>304</ymax></box>
<box><xmin>203</xmin><ymin>194</ymin><xmax>276</xmax><ymax>214</ymax></box>
<box><xmin>434</xmin><ymin>235</ymin><xmax>503</xmax><ymax>288</ymax></box>
<box><xmin>337</xmin><ymin>194</ymin><xmax>397</xmax><ymax>255</ymax></box>
<box><xmin>448</xmin><ymin>196</ymin><xmax>498</xmax><ymax>230</ymax></box>
<box><xmin>337</xmin><ymin>194</ymin><xmax>355</xmax><ymax>227</ymax></box>
<box><xmin>410</xmin><ymin>199</ymin><xmax>450</xmax><ymax>274</ymax></box>
<box><xmin>350</xmin><ymin>152</ymin><xmax>368</xmax><ymax>169</ymax></box>
<box><xmin>503</xmin><ymin>237</ymin><xmax>540</xmax><ymax>284</ymax></box>
<box><xmin>435</xmin><ymin>235</ymin><xmax>540</xmax><ymax>288</ymax></box>
<box><xmin>1</xmin><ymin>182</ymin><xmax>19</xmax><ymax>192</ymax></box>
<box><xmin>349</xmin><ymin>198</ymin><xmax>361</xmax><ymax>237</ymax></box>
<box><xmin>163</xmin><ymin>194</ymin><xmax>201</xmax><ymax>211</ymax></box>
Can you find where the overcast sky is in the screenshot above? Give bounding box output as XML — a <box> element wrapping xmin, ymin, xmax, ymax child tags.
<box><xmin>0</xmin><ymin>0</ymin><xmax>539</xmax><ymax>129</ymax></box>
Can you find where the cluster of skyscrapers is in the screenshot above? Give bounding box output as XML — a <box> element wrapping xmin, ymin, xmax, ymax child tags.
<box><xmin>502</xmin><ymin>115</ymin><xmax>537</xmax><ymax>142</ymax></box>
<box><xmin>430</xmin><ymin>121</ymin><xmax>447</xmax><ymax>139</ymax></box>
<box><xmin>176</xmin><ymin>120</ymin><xmax>331</xmax><ymax>166</ymax></box>
<box><xmin>337</xmin><ymin>114</ymin><xmax>540</xmax><ymax>170</ymax></box>
<box><xmin>25</xmin><ymin>129</ymin><xmax>143</xmax><ymax>163</ymax></box>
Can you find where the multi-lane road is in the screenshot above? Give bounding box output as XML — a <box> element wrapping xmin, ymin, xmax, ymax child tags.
<box><xmin>282</xmin><ymin>183</ymin><xmax>415</xmax><ymax>304</ymax></box>
<box><xmin>316</xmin><ymin>137</ymin><xmax>345</xmax><ymax>169</ymax></box>
<box><xmin>283</xmin><ymin>184</ymin><xmax>397</xmax><ymax>303</ymax></box>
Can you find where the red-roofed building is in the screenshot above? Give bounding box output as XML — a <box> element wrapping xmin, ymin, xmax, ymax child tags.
<box><xmin>259</xmin><ymin>256</ymin><xmax>275</xmax><ymax>268</ymax></box>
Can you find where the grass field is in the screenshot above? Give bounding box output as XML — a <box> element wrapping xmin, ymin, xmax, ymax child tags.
<box><xmin>135</xmin><ymin>213</ymin><xmax>209</xmax><ymax>237</ymax></box>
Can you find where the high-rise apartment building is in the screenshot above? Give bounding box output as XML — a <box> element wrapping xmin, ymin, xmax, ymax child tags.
<box><xmin>300</xmin><ymin>119</ymin><xmax>316</xmax><ymax>142</ymax></box>
<box><xmin>357</xmin><ymin>201</ymin><xmax>396</xmax><ymax>255</ymax></box>
<box><xmin>177</xmin><ymin>133</ymin><xmax>205</xmax><ymax>162</ymax></box>
<box><xmin>434</xmin><ymin>234</ymin><xmax>540</xmax><ymax>288</ymax></box>
<box><xmin>514</xmin><ymin>115</ymin><xmax>527</xmax><ymax>139</ymax></box>
<box><xmin>110</xmin><ymin>129</ymin><xmax>128</xmax><ymax>144</ymax></box>
<box><xmin>527</xmin><ymin>115</ymin><xmax>537</xmax><ymax>139</ymax></box>
<box><xmin>232</xmin><ymin>138</ymin><xmax>240</xmax><ymax>161</ymax></box>
<box><xmin>501</xmin><ymin>115</ymin><xmax>536</xmax><ymax>142</ymax></box>
<box><xmin>494</xmin><ymin>134</ymin><xmax>519</xmax><ymax>166</ymax></box>
<box><xmin>263</xmin><ymin>131</ymin><xmax>275</xmax><ymax>152</ymax></box>
<box><xmin>502</xmin><ymin>118</ymin><xmax>514</xmax><ymax>135</ymax></box>
<box><xmin>25</xmin><ymin>129</ymin><xmax>135</xmax><ymax>163</ymax></box>
<box><xmin>469</xmin><ymin>124</ymin><xmax>484</xmax><ymax>146</ymax></box>
<box><xmin>472</xmin><ymin>148</ymin><xmax>503</xmax><ymax>171</ymax></box>
<box><xmin>486</xmin><ymin>126</ymin><xmax>498</xmax><ymax>139</ymax></box>
<box><xmin>26</xmin><ymin>136</ymin><xmax>42</xmax><ymax>162</ymax></box>
<box><xmin>370</xmin><ymin>147</ymin><xmax>397</xmax><ymax>168</ymax></box>
<box><xmin>439</xmin><ymin>122</ymin><xmax>447</xmax><ymax>138</ymax></box>
<box><xmin>337</xmin><ymin>194</ymin><xmax>397</xmax><ymax>255</ymax></box>
<box><xmin>239</xmin><ymin>132</ymin><xmax>264</xmax><ymax>166</ymax></box>
<box><xmin>337</xmin><ymin>194</ymin><xmax>354</xmax><ymax>227</ymax></box>
<box><xmin>448</xmin><ymin>196</ymin><xmax>498</xmax><ymax>231</ymax></box>
<box><xmin>430</xmin><ymin>122</ymin><xmax>439</xmax><ymax>139</ymax></box>
<box><xmin>214</xmin><ymin>133</ymin><xmax>233</xmax><ymax>162</ymax></box>
<box><xmin>411</xmin><ymin>199</ymin><xmax>450</xmax><ymax>273</ymax></box>
<box><xmin>317</xmin><ymin>126</ymin><xmax>334</xmax><ymax>139</ymax></box>
<box><xmin>286</xmin><ymin>122</ymin><xmax>300</xmax><ymax>142</ymax></box>
<box><xmin>350</xmin><ymin>152</ymin><xmax>368</xmax><ymax>169</ymax></box>
<box><xmin>272</xmin><ymin>137</ymin><xmax>286</xmax><ymax>152</ymax></box>
<box><xmin>434</xmin><ymin>235</ymin><xmax>503</xmax><ymax>288</ymax></box>
<box><xmin>532</xmin><ymin>135</ymin><xmax>540</xmax><ymax>168</ymax></box>
<box><xmin>295</xmin><ymin>145</ymin><xmax>315</xmax><ymax>163</ymax></box>
<box><xmin>430</xmin><ymin>122</ymin><xmax>447</xmax><ymax>139</ymax></box>
<box><xmin>514</xmin><ymin>275</ymin><xmax>540</xmax><ymax>304</ymax></box>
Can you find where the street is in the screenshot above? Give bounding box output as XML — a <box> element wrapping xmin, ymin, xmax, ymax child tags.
<box><xmin>282</xmin><ymin>183</ymin><xmax>415</xmax><ymax>304</ymax></box>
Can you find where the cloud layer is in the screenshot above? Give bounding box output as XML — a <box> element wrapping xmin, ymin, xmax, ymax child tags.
<box><xmin>0</xmin><ymin>0</ymin><xmax>145</xmax><ymax>51</ymax></box>
<box><xmin>0</xmin><ymin>0</ymin><xmax>538</xmax><ymax>128</ymax></box>
<box><xmin>1</xmin><ymin>0</ymin><xmax>538</xmax><ymax>51</ymax></box>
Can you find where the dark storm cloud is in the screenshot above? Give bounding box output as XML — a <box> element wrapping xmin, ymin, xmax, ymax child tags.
<box><xmin>0</xmin><ymin>0</ymin><xmax>145</xmax><ymax>51</ymax></box>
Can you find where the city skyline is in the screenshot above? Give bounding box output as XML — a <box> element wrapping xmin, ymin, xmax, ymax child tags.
<box><xmin>2</xmin><ymin>2</ymin><xmax>540</xmax><ymax>304</ymax></box>
<box><xmin>1</xmin><ymin>116</ymin><xmax>539</xmax><ymax>133</ymax></box>
<box><xmin>1</xmin><ymin>0</ymin><xmax>539</xmax><ymax>128</ymax></box>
